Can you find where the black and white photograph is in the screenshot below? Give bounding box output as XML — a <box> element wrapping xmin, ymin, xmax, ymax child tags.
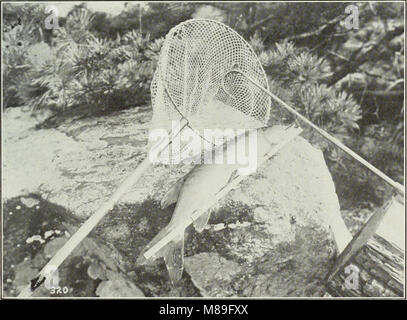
<box><xmin>1</xmin><ymin>1</ymin><xmax>405</xmax><ymax>301</ymax></box>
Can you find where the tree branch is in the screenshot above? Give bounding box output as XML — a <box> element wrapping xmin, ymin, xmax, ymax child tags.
<box><xmin>247</xmin><ymin>12</ymin><xmax>275</xmax><ymax>33</ymax></box>
<box><xmin>353</xmin><ymin>90</ymin><xmax>404</xmax><ymax>97</ymax></box>
<box><xmin>284</xmin><ymin>14</ymin><xmax>346</xmax><ymax>41</ymax></box>
<box><xmin>326</xmin><ymin>50</ymin><xmax>396</xmax><ymax>82</ymax></box>
<box><xmin>326</xmin><ymin>26</ymin><xmax>404</xmax><ymax>87</ymax></box>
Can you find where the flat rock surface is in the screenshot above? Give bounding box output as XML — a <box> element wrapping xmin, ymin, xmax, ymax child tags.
<box><xmin>3</xmin><ymin>106</ymin><xmax>165</xmax><ymax>218</ymax></box>
<box><xmin>3</xmin><ymin>106</ymin><xmax>348</xmax><ymax>297</ymax></box>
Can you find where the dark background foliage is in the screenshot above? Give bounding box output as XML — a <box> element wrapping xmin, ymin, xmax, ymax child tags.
<box><xmin>2</xmin><ymin>2</ymin><xmax>404</xmax><ymax>210</ymax></box>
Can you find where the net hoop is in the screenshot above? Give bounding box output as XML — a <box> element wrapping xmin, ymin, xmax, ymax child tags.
<box><xmin>151</xmin><ymin>18</ymin><xmax>271</xmax><ymax>131</ymax></box>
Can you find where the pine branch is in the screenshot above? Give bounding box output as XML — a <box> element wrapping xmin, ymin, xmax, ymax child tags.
<box><xmin>326</xmin><ymin>26</ymin><xmax>404</xmax><ymax>86</ymax></box>
<box><xmin>284</xmin><ymin>14</ymin><xmax>346</xmax><ymax>41</ymax></box>
<box><xmin>326</xmin><ymin>50</ymin><xmax>396</xmax><ymax>82</ymax></box>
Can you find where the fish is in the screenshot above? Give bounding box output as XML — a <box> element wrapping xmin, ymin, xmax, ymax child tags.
<box><xmin>136</xmin><ymin>124</ymin><xmax>300</xmax><ymax>283</ymax></box>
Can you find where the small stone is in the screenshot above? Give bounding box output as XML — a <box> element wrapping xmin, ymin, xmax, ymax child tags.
<box><xmin>13</xmin><ymin>261</ymin><xmax>38</xmax><ymax>289</ymax></box>
<box><xmin>213</xmin><ymin>223</ymin><xmax>225</xmax><ymax>231</ymax></box>
<box><xmin>16</xmin><ymin>205</ymin><xmax>21</xmax><ymax>210</ymax></box>
<box><xmin>185</xmin><ymin>252</ymin><xmax>241</xmax><ymax>297</ymax></box>
<box><xmin>9</xmin><ymin>212</ymin><xmax>13</xmax><ymax>215</ymax></box>
<box><xmin>36</xmin><ymin>205</ymin><xmax>40</xmax><ymax>209</ymax></box>
<box><xmin>87</xmin><ymin>262</ymin><xmax>107</xmax><ymax>280</ymax></box>
<box><xmin>32</xmin><ymin>253</ymin><xmax>47</xmax><ymax>268</ymax></box>
<box><xmin>6</xmin><ymin>278</ymin><xmax>12</xmax><ymax>283</ymax></box>
<box><xmin>253</xmin><ymin>207</ymin><xmax>269</xmax><ymax>222</ymax></box>
<box><xmin>44</xmin><ymin>237</ymin><xmax>67</xmax><ymax>258</ymax></box>
<box><xmin>44</xmin><ymin>230</ymin><xmax>55</xmax><ymax>239</ymax></box>
<box><xmin>20</xmin><ymin>197</ymin><xmax>40</xmax><ymax>208</ymax></box>
<box><xmin>11</xmin><ymin>264</ymin><xmax>15</xmax><ymax>268</ymax></box>
<box><xmin>26</xmin><ymin>235</ymin><xmax>45</xmax><ymax>244</ymax></box>
<box><xmin>383</xmin><ymin>288</ymin><xmax>397</xmax><ymax>297</ymax></box>
<box><xmin>96</xmin><ymin>278</ymin><xmax>144</xmax><ymax>297</ymax></box>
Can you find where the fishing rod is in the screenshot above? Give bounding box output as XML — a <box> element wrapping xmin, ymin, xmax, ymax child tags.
<box><xmin>225</xmin><ymin>69</ymin><xmax>405</xmax><ymax>196</ymax></box>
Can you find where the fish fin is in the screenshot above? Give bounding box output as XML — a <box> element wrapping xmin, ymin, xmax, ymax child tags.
<box><xmin>193</xmin><ymin>210</ymin><xmax>211</xmax><ymax>233</ymax></box>
<box><xmin>163</xmin><ymin>233</ymin><xmax>184</xmax><ymax>284</ymax></box>
<box><xmin>217</xmin><ymin>169</ymin><xmax>239</xmax><ymax>195</ymax></box>
<box><xmin>136</xmin><ymin>227</ymin><xmax>185</xmax><ymax>284</ymax></box>
<box><xmin>161</xmin><ymin>176</ymin><xmax>187</xmax><ymax>209</ymax></box>
<box><xmin>227</xmin><ymin>169</ymin><xmax>239</xmax><ymax>184</ymax></box>
<box><xmin>136</xmin><ymin>226</ymin><xmax>171</xmax><ymax>265</ymax></box>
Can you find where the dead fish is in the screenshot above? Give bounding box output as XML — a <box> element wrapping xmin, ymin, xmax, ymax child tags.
<box><xmin>136</xmin><ymin>125</ymin><xmax>297</xmax><ymax>283</ymax></box>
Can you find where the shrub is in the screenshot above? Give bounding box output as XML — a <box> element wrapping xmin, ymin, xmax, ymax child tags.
<box><xmin>3</xmin><ymin>25</ymin><xmax>31</xmax><ymax>108</ymax></box>
<box><xmin>3</xmin><ymin>3</ymin><xmax>55</xmax><ymax>109</ymax></box>
<box><xmin>16</xmin><ymin>9</ymin><xmax>164</xmax><ymax>112</ymax></box>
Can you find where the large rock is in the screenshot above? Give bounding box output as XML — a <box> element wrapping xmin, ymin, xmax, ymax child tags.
<box><xmin>3</xmin><ymin>106</ymin><xmax>351</xmax><ymax>297</ymax></box>
<box><xmin>3</xmin><ymin>106</ymin><xmax>155</xmax><ymax>218</ymax></box>
<box><xmin>181</xmin><ymin>137</ymin><xmax>350</xmax><ymax>297</ymax></box>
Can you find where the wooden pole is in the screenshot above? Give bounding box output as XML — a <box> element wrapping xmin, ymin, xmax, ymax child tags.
<box><xmin>327</xmin><ymin>233</ymin><xmax>404</xmax><ymax>297</ymax></box>
<box><xmin>326</xmin><ymin>195</ymin><xmax>404</xmax><ymax>297</ymax></box>
<box><xmin>327</xmin><ymin>197</ymin><xmax>397</xmax><ymax>282</ymax></box>
<box><xmin>18</xmin><ymin>118</ymin><xmax>189</xmax><ymax>297</ymax></box>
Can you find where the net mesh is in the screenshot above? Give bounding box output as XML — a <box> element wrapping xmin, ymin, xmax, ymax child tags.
<box><xmin>150</xmin><ymin>19</ymin><xmax>272</xmax><ymax>160</ymax></box>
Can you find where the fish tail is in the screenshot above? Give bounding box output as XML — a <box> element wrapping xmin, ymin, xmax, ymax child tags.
<box><xmin>163</xmin><ymin>233</ymin><xmax>184</xmax><ymax>284</ymax></box>
<box><xmin>193</xmin><ymin>211</ymin><xmax>211</xmax><ymax>232</ymax></box>
<box><xmin>136</xmin><ymin>226</ymin><xmax>185</xmax><ymax>284</ymax></box>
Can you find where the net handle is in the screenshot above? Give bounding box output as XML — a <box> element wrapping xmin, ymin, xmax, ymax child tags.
<box><xmin>18</xmin><ymin>118</ymin><xmax>189</xmax><ymax>297</ymax></box>
<box><xmin>224</xmin><ymin>69</ymin><xmax>404</xmax><ymax>196</ymax></box>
